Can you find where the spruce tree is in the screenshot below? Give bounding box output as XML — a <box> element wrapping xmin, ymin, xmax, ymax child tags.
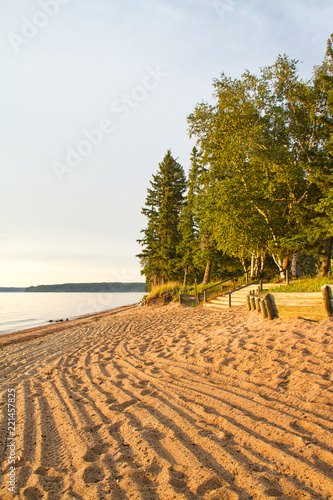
<box><xmin>137</xmin><ymin>150</ymin><xmax>186</xmax><ymax>286</ymax></box>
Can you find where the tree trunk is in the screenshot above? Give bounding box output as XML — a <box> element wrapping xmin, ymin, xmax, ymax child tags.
<box><xmin>259</xmin><ymin>254</ymin><xmax>265</xmax><ymax>276</ymax></box>
<box><xmin>201</xmin><ymin>260</ymin><xmax>212</xmax><ymax>285</ymax></box>
<box><xmin>241</xmin><ymin>258</ymin><xmax>247</xmax><ymax>274</ymax></box>
<box><xmin>183</xmin><ymin>266</ymin><xmax>188</xmax><ymax>288</ymax></box>
<box><xmin>250</xmin><ymin>254</ymin><xmax>254</xmax><ymax>278</ymax></box>
<box><xmin>291</xmin><ymin>252</ymin><xmax>299</xmax><ymax>278</ymax></box>
<box><xmin>161</xmin><ymin>276</ymin><xmax>165</xmax><ymax>285</ymax></box>
<box><xmin>272</xmin><ymin>253</ymin><xmax>284</xmax><ymax>279</ymax></box>
<box><xmin>320</xmin><ymin>237</ymin><xmax>333</xmax><ymax>277</ymax></box>
<box><xmin>281</xmin><ymin>257</ymin><xmax>289</xmax><ymax>280</ymax></box>
<box><xmin>250</xmin><ymin>254</ymin><xmax>259</xmax><ymax>278</ymax></box>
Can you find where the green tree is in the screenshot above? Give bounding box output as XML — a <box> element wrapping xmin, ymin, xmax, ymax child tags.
<box><xmin>188</xmin><ymin>68</ymin><xmax>279</xmax><ymax>275</ymax></box>
<box><xmin>137</xmin><ymin>150</ymin><xmax>186</xmax><ymax>286</ymax></box>
<box><xmin>188</xmin><ymin>55</ymin><xmax>330</xmax><ymax>277</ymax></box>
<box><xmin>177</xmin><ymin>149</ymin><xmax>199</xmax><ymax>287</ymax></box>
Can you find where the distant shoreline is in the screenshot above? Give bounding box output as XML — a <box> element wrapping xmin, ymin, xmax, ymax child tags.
<box><xmin>0</xmin><ymin>282</ymin><xmax>147</xmax><ymax>293</ymax></box>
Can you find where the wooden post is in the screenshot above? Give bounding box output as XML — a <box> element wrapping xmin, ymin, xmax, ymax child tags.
<box><xmin>246</xmin><ymin>271</ymin><xmax>248</xmax><ymax>285</ymax></box>
<box><xmin>250</xmin><ymin>296</ymin><xmax>256</xmax><ymax>311</ymax></box>
<box><xmin>285</xmin><ymin>269</ymin><xmax>289</xmax><ymax>285</ymax></box>
<box><xmin>204</xmin><ymin>290</ymin><xmax>207</xmax><ymax>303</ymax></box>
<box><xmin>179</xmin><ymin>292</ymin><xmax>182</xmax><ymax>305</ymax></box>
<box><xmin>228</xmin><ymin>293</ymin><xmax>231</xmax><ymax>307</ymax></box>
<box><xmin>263</xmin><ymin>294</ymin><xmax>275</xmax><ymax>320</ymax></box>
<box><xmin>321</xmin><ymin>285</ymin><xmax>332</xmax><ymax>317</ymax></box>
<box><xmin>246</xmin><ymin>295</ymin><xmax>251</xmax><ymax>311</ymax></box>
<box><xmin>255</xmin><ymin>297</ymin><xmax>261</xmax><ymax>313</ymax></box>
<box><xmin>260</xmin><ymin>299</ymin><xmax>268</xmax><ymax>319</ymax></box>
<box><xmin>194</xmin><ymin>276</ymin><xmax>198</xmax><ymax>305</ymax></box>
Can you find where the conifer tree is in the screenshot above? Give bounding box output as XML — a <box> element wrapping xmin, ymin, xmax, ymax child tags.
<box><xmin>137</xmin><ymin>150</ymin><xmax>186</xmax><ymax>286</ymax></box>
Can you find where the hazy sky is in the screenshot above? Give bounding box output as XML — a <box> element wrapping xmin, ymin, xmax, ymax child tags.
<box><xmin>1</xmin><ymin>0</ymin><xmax>332</xmax><ymax>287</ymax></box>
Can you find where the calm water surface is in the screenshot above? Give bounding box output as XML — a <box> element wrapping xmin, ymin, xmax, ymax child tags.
<box><xmin>0</xmin><ymin>292</ymin><xmax>144</xmax><ymax>335</ymax></box>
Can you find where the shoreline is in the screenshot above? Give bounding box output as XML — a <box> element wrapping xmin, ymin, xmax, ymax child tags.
<box><xmin>0</xmin><ymin>303</ymin><xmax>138</xmax><ymax>349</ymax></box>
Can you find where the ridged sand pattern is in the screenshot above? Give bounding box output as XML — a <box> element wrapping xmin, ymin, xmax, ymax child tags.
<box><xmin>1</xmin><ymin>303</ymin><xmax>333</xmax><ymax>499</ymax></box>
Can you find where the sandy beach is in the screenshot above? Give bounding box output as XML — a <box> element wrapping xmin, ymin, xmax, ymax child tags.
<box><xmin>1</xmin><ymin>303</ymin><xmax>333</xmax><ymax>499</ymax></box>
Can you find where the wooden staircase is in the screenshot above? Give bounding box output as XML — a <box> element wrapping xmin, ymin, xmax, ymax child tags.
<box><xmin>203</xmin><ymin>283</ymin><xmax>283</xmax><ymax>310</ymax></box>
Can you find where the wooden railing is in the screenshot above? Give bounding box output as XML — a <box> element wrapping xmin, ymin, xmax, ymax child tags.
<box><xmin>202</xmin><ymin>271</ymin><xmax>249</xmax><ymax>303</ymax></box>
<box><xmin>179</xmin><ymin>268</ymin><xmax>291</xmax><ymax>306</ymax></box>
<box><xmin>180</xmin><ymin>271</ymin><xmax>250</xmax><ymax>305</ymax></box>
<box><xmin>222</xmin><ymin>268</ymin><xmax>290</xmax><ymax>307</ymax></box>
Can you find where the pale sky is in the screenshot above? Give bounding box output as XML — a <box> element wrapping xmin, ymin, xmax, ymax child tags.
<box><xmin>1</xmin><ymin>0</ymin><xmax>332</xmax><ymax>287</ymax></box>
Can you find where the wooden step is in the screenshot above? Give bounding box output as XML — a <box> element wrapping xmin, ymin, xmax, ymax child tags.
<box><xmin>204</xmin><ymin>297</ymin><xmax>247</xmax><ymax>309</ymax></box>
<box><xmin>204</xmin><ymin>282</ymin><xmax>286</xmax><ymax>311</ymax></box>
<box><xmin>204</xmin><ymin>302</ymin><xmax>230</xmax><ymax>310</ymax></box>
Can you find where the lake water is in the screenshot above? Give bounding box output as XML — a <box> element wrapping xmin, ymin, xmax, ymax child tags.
<box><xmin>0</xmin><ymin>292</ymin><xmax>145</xmax><ymax>335</ymax></box>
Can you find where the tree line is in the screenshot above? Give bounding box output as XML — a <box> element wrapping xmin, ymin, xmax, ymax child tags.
<box><xmin>137</xmin><ymin>36</ymin><xmax>333</xmax><ymax>288</ymax></box>
<box><xmin>25</xmin><ymin>283</ymin><xmax>147</xmax><ymax>293</ymax></box>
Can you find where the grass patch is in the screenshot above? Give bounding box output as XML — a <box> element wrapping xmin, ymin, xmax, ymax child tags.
<box><xmin>146</xmin><ymin>282</ymin><xmax>181</xmax><ymax>300</ymax></box>
<box><xmin>268</xmin><ymin>275</ymin><xmax>333</xmax><ymax>293</ymax></box>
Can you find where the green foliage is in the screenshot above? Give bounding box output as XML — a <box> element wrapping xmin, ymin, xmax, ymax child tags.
<box><xmin>188</xmin><ymin>48</ymin><xmax>333</xmax><ymax>275</ymax></box>
<box><xmin>177</xmin><ymin>148</ymin><xmax>200</xmax><ymax>284</ymax></box>
<box><xmin>310</xmin><ymin>35</ymin><xmax>333</xmax><ymax>243</ymax></box>
<box><xmin>138</xmin><ymin>36</ymin><xmax>333</xmax><ymax>290</ymax></box>
<box><xmin>137</xmin><ymin>150</ymin><xmax>186</xmax><ymax>286</ymax></box>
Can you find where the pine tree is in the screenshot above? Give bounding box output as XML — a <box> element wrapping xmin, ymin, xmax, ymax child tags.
<box><xmin>137</xmin><ymin>150</ymin><xmax>186</xmax><ymax>286</ymax></box>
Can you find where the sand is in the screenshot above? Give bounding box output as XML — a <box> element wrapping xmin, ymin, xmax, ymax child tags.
<box><xmin>0</xmin><ymin>303</ymin><xmax>333</xmax><ymax>500</ymax></box>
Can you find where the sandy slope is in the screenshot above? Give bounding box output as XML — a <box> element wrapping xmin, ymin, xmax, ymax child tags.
<box><xmin>0</xmin><ymin>303</ymin><xmax>333</xmax><ymax>499</ymax></box>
